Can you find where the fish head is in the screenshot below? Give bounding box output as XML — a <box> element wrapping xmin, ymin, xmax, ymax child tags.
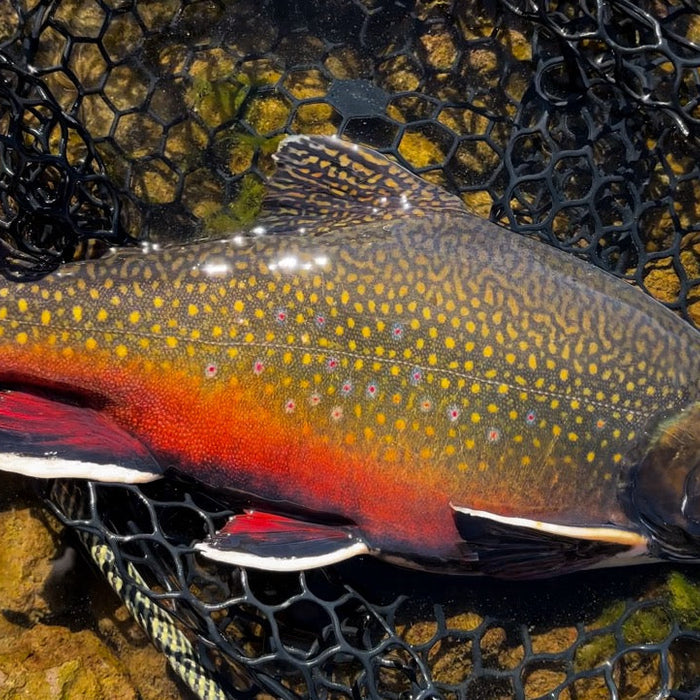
<box><xmin>626</xmin><ymin>402</ymin><xmax>700</xmax><ymax>560</ymax></box>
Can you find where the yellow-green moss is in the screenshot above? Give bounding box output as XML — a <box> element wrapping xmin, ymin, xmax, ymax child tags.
<box><xmin>622</xmin><ymin>605</ymin><xmax>672</xmax><ymax>645</ymax></box>
<box><xmin>186</xmin><ymin>77</ymin><xmax>250</xmax><ymax>129</ymax></box>
<box><xmin>667</xmin><ymin>571</ymin><xmax>700</xmax><ymax>631</ymax></box>
<box><xmin>574</xmin><ymin>601</ymin><xmax>625</xmax><ymax>671</ymax></box>
<box><xmin>205</xmin><ymin>174</ymin><xmax>266</xmax><ymax>234</ymax></box>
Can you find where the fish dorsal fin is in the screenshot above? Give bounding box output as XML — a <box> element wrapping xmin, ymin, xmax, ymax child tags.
<box><xmin>256</xmin><ymin>135</ymin><xmax>466</xmax><ymax>236</ymax></box>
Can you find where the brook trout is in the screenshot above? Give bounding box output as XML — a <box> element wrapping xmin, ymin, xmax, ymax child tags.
<box><xmin>0</xmin><ymin>136</ymin><xmax>698</xmax><ymax>578</ymax></box>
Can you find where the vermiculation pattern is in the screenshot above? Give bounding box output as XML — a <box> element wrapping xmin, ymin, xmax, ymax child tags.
<box><xmin>0</xmin><ymin>208</ymin><xmax>695</xmax><ymax>524</ymax></box>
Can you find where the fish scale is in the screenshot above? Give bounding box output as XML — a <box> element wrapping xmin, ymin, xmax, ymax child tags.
<box><xmin>0</xmin><ymin>135</ymin><xmax>698</xmax><ymax>577</ymax></box>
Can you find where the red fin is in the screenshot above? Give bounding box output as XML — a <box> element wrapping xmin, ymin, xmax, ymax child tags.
<box><xmin>0</xmin><ymin>390</ymin><xmax>162</xmax><ymax>483</ymax></box>
<box><xmin>195</xmin><ymin>510</ymin><xmax>370</xmax><ymax>571</ymax></box>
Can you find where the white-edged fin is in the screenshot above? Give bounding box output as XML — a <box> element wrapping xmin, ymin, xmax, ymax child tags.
<box><xmin>0</xmin><ymin>390</ymin><xmax>163</xmax><ymax>483</ymax></box>
<box><xmin>451</xmin><ymin>503</ymin><xmax>650</xmax><ymax>579</ymax></box>
<box><xmin>195</xmin><ymin>539</ymin><xmax>369</xmax><ymax>572</ymax></box>
<box><xmin>452</xmin><ymin>505</ymin><xmax>648</xmax><ymax>548</ymax></box>
<box><xmin>194</xmin><ymin>509</ymin><xmax>370</xmax><ymax>572</ymax></box>
<box><xmin>0</xmin><ymin>453</ymin><xmax>162</xmax><ymax>483</ymax></box>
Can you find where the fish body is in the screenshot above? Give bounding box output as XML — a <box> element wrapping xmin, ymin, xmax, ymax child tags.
<box><xmin>0</xmin><ymin>136</ymin><xmax>699</xmax><ymax>577</ymax></box>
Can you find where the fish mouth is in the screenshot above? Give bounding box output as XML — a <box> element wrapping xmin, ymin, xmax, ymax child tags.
<box><xmin>623</xmin><ymin>402</ymin><xmax>700</xmax><ymax>560</ymax></box>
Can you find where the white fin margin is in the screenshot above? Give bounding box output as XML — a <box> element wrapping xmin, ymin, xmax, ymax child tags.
<box><xmin>451</xmin><ymin>504</ymin><xmax>649</xmax><ymax>548</ymax></box>
<box><xmin>0</xmin><ymin>453</ymin><xmax>162</xmax><ymax>483</ymax></box>
<box><xmin>194</xmin><ymin>540</ymin><xmax>370</xmax><ymax>572</ymax></box>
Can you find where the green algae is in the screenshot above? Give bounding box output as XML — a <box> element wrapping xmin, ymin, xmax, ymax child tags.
<box><xmin>622</xmin><ymin>604</ymin><xmax>672</xmax><ymax>645</ymax></box>
<box><xmin>204</xmin><ymin>173</ymin><xmax>266</xmax><ymax>234</ymax></box>
<box><xmin>667</xmin><ymin>571</ymin><xmax>700</xmax><ymax>631</ymax></box>
<box><xmin>186</xmin><ymin>77</ymin><xmax>250</xmax><ymax>129</ymax></box>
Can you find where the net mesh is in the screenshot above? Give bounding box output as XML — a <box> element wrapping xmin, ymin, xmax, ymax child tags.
<box><xmin>1</xmin><ymin>0</ymin><xmax>700</xmax><ymax>698</ymax></box>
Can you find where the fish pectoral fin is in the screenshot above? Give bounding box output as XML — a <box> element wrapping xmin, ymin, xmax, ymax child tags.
<box><xmin>0</xmin><ymin>390</ymin><xmax>162</xmax><ymax>483</ymax></box>
<box><xmin>451</xmin><ymin>504</ymin><xmax>648</xmax><ymax>579</ymax></box>
<box><xmin>255</xmin><ymin>135</ymin><xmax>466</xmax><ymax>236</ymax></box>
<box><xmin>194</xmin><ymin>510</ymin><xmax>370</xmax><ymax>572</ymax></box>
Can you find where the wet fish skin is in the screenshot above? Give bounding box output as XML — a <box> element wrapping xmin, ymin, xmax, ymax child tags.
<box><xmin>0</xmin><ymin>136</ymin><xmax>697</xmax><ymax>577</ymax></box>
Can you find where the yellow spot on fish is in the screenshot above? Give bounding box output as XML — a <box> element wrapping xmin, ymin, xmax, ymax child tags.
<box><xmin>72</xmin><ymin>306</ymin><xmax>82</xmax><ymax>322</ymax></box>
<box><xmin>17</xmin><ymin>299</ymin><xmax>27</xmax><ymax>313</ymax></box>
<box><xmin>166</xmin><ymin>336</ymin><xmax>178</xmax><ymax>348</ymax></box>
<box><xmin>115</xmin><ymin>344</ymin><xmax>128</xmax><ymax>358</ymax></box>
<box><xmin>129</xmin><ymin>311</ymin><xmax>141</xmax><ymax>324</ymax></box>
<box><xmin>188</xmin><ymin>304</ymin><xmax>198</xmax><ymax>316</ymax></box>
<box><xmin>568</xmin><ymin>432</ymin><xmax>578</xmax><ymax>442</ymax></box>
<box><xmin>521</xmin><ymin>456</ymin><xmax>531</xmax><ymax>466</ymax></box>
<box><xmin>41</xmin><ymin>310</ymin><xmax>51</xmax><ymax>325</ymax></box>
<box><xmin>16</xmin><ymin>332</ymin><xmax>27</xmax><ymax>345</ymax></box>
<box><xmin>471</xmin><ymin>412</ymin><xmax>481</xmax><ymax>423</ymax></box>
<box><xmin>528</xmin><ymin>354</ymin><xmax>537</xmax><ymax>370</ymax></box>
<box><xmin>505</xmin><ymin>353</ymin><xmax>516</xmax><ymax>364</ymax></box>
<box><xmin>587</xmin><ymin>452</ymin><xmax>596</xmax><ymax>463</ymax></box>
<box><xmin>589</xmin><ymin>363</ymin><xmax>598</xmax><ymax>375</ymax></box>
<box><xmin>85</xmin><ymin>338</ymin><xmax>97</xmax><ymax>350</ymax></box>
<box><xmin>483</xmin><ymin>345</ymin><xmax>493</xmax><ymax>358</ymax></box>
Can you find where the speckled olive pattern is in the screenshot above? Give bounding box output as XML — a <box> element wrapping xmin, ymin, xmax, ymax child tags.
<box><xmin>0</xmin><ymin>136</ymin><xmax>697</xmax><ymax>573</ymax></box>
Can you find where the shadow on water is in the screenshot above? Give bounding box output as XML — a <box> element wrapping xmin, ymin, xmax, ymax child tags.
<box><xmin>325</xmin><ymin>555</ymin><xmax>673</xmax><ymax>629</ymax></box>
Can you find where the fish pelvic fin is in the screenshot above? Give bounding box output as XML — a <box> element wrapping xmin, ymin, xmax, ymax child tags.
<box><xmin>0</xmin><ymin>390</ymin><xmax>162</xmax><ymax>483</ymax></box>
<box><xmin>195</xmin><ymin>510</ymin><xmax>370</xmax><ymax>572</ymax></box>
<box><xmin>452</xmin><ymin>504</ymin><xmax>648</xmax><ymax>579</ymax></box>
<box><xmin>255</xmin><ymin>134</ymin><xmax>466</xmax><ymax>236</ymax></box>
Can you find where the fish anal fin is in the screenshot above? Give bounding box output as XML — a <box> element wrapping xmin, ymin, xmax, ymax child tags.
<box><xmin>0</xmin><ymin>390</ymin><xmax>162</xmax><ymax>483</ymax></box>
<box><xmin>195</xmin><ymin>510</ymin><xmax>369</xmax><ymax>572</ymax></box>
<box><xmin>255</xmin><ymin>135</ymin><xmax>466</xmax><ymax>236</ymax></box>
<box><xmin>452</xmin><ymin>505</ymin><xmax>648</xmax><ymax>579</ymax></box>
